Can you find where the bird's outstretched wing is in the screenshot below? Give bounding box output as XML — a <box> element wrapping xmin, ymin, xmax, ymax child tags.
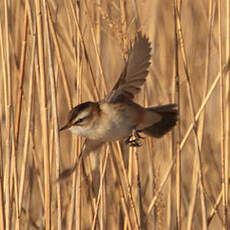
<box><xmin>55</xmin><ymin>139</ymin><xmax>104</xmax><ymax>182</ymax></box>
<box><xmin>106</xmin><ymin>32</ymin><xmax>151</xmax><ymax>103</ymax></box>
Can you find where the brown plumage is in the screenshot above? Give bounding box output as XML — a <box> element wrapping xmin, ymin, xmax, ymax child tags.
<box><xmin>57</xmin><ymin>32</ymin><xmax>178</xmax><ymax>181</ymax></box>
<box><xmin>142</xmin><ymin>104</ymin><xmax>178</xmax><ymax>137</ymax></box>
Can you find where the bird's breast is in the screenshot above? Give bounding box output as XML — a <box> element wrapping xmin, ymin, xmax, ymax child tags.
<box><xmin>94</xmin><ymin>103</ymin><xmax>141</xmax><ymax>141</ymax></box>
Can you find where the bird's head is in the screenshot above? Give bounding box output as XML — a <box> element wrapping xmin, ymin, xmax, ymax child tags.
<box><xmin>59</xmin><ymin>101</ymin><xmax>100</xmax><ymax>136</ymax></box>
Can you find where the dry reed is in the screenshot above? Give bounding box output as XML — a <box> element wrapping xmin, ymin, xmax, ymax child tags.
<box><xmin>0</xmin><ymin>0</ymin><xmax>229</xmax><ymax>229</ymax></box>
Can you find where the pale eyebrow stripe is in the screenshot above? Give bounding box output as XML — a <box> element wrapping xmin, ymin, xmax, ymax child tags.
<box><xmin>73</xmin><ymin>114</ymin><xmax>91</xmax><ymax>125</ymax></box>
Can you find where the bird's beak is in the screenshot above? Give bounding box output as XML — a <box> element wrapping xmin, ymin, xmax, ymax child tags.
<box><xmin>59</xmin><ymin>123</ymin><xmax>71</xmax><ymax>132</ymax></box>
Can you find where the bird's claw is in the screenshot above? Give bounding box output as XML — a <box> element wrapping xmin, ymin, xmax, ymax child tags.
<box><xmin>134</xmin><ymin>131</ymin><xmax>144</xmax><ymax>139</ymax></box>
<box><xmin>125</xmin><ymin>130</ymin><xmax>144</xmax><ymax>147</ymax></box>
<box><xmin>125</xmin><ymin>139</ymin><xmax>142</xmax><ymax>147</ymax></box>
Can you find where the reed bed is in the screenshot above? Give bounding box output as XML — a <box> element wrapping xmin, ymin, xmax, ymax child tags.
<box><xmin>0</xmin><ymin>0</ymin><xmax>229</xmax><ymax>229</ymax></box>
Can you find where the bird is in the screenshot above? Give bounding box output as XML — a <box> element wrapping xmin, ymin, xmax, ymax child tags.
<box><xmin>57</xmin><ymin>32</ymin><xmax>178</xmax><ymax>181</ymax></box>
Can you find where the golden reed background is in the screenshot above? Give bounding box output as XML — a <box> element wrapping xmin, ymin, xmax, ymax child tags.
<box><xmin>0</xmin><ymin>0</ymin><xmax>229</xmax><ymax>229</ymax></box>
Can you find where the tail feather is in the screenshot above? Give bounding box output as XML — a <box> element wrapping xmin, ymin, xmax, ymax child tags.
<box><xmin>142</xmin><ymin>104</ymin><xmax>178</xmax><ymax>138</ymax></box>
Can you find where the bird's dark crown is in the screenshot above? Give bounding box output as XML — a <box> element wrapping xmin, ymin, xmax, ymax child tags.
<box><xmin>68</xmin><ymin>101</ymin><xmax>99</xmax><ymax>123</ymax></box>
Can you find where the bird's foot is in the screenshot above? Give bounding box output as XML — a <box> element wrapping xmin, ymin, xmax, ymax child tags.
<box><xmin>125</xmin><ymin>130</ymin><xmax>144</xmax><ymax>147</ymax></box>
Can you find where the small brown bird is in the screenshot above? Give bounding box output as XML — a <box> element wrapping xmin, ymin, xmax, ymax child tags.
<box><xmin>58</xmin><ymin>32</ymin><xmax>177</xmax><ymax>180</ymax></box>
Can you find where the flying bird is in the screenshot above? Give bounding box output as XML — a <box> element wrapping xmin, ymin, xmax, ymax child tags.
<box><xmin>58</xmin><ymin>32</ymin><xmax>177</xmax><ymax>181</ymax></box>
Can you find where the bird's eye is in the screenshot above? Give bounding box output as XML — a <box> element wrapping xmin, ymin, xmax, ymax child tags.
<box><xmin>74</xmin><ymin>118</ymin><xmax>85</xmax><ymax>125</ymax></box>
<box><xmin>73</xmin><ymin>118</ymin><xmax>84</xmax><ymax>126</ymax></box>
<box><xmin>73</xmin><ymin>114</ymin><xmax>91</xmax><ymax>126</ymax></box>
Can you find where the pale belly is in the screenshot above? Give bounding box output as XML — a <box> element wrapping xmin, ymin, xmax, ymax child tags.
<box><xmin>96</xmin><ymin>110</ymin><xmax>135</xmax><ymax>141</ymax></box>
<box><xmin>90</xmin><ymin>103</ymin><xmax>140</xmax><ymax>141</ymax></box>
<box><xmin>69</xmin><ymin>119</ymin><xmax>132</xmax><ymax>141</ymax></box>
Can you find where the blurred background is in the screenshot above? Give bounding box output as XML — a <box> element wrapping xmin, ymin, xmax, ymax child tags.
<box><xmin>0</xmin><ymin>0</ymin><xmax>229</xmax><ymax>229</ymax></box>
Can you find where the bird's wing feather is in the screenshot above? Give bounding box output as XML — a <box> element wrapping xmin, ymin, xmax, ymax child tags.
<box><xmin>106</xmin><ymin>32</ymin><xmax>151</xmax><ymax>103</ymax></box>
<box><xmin>83</xmin><ymin>139</ymin><xmax>105</xmax><ymax>154</ymax></box>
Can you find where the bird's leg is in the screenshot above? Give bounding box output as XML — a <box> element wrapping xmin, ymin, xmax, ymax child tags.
<box><xmin>125</xmin><ymin>129</ymin><xmax>144</xmax><ymax>147</ymax></box>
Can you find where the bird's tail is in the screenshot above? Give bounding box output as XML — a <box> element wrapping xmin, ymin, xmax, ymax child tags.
<box><xmin>142</xmin><ymin>104</ymin><xmax>178</xmax><ymax>138</ymax></box>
